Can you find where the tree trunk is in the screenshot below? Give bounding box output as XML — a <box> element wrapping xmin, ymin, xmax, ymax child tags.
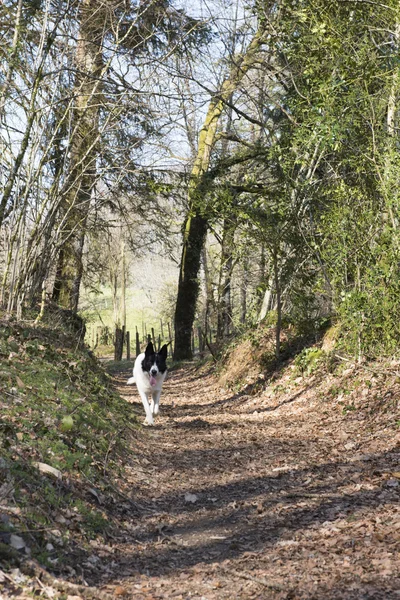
<box><xmin>217</xmin><ymin>218</ymin><xmax>235</xmax><ymax>341</ymax></box>
<box><xmin>240</xmin><ymin>255</ymin><xmax>248</xmax><ymax>325</ymax></box>
<box><xmin>56</xmin><ymin>0</ymin><xmax>103</xmax><ymax>312</ymax></box>
<box><xmin>273</xmin><ymin>248</ymin><xmax>282</xmax><ymax>360</ymax></box>
<box><xmin>120</xmin><ymin>239</ymin><xmax>127</xmax><ymax>332</ymax></box>
<box><xmin>201</xmin><ymin>247</ymin><xmax>215</xmax><ymax>350</ymax></box>
<box><xmin>258</xmin><ymin>287</ymin><xmax>274</xmax><ymax>322</ymax></box>
<box><xmin>384</xmin><ymin>19</ymin><xmax>400</xmax><ymax>232</ymax></box>
<box><xmin>112</xmin><ymin>270</ymin><xmax>119</xmax><ymax>329</ymax></box>
<box><xmin>174</xmin><ymin>213</ymin><xmax>208</xmax><ymax>360</ymax></box>
<box><xmin>52</xmin><ymin>247</ymin><xmax>64</xmax><ymax>303</ymax></box>
<box><xmin>69</xmin><ymin>230</ymin><xmax>86</xmax><ymax>313</ymax></box>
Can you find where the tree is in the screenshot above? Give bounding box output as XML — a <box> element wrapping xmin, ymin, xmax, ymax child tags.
<box><xmin>173</xmin><ymin>25</ymin><xmax>267</xmax><ymax>359</ymax></box>
<box><xmin>0</xmin><ymin>0</ymin><xmax>208</xmax><ymax>319</ymax></box>
<box><xmin>52</xmin><ymin>0</ymin><xmax>104</xmax><ymax>312</ymax></box>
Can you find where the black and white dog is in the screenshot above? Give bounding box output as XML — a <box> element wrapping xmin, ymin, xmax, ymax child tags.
<box><xmin>127</xmin><ymin>342</ymin><xmax>168</xmax><ymax>425</ymax></box>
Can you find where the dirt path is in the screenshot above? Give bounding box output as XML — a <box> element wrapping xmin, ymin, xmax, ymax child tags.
<box><xmin>97</xmin><ymin>363</ymin><xmax>400</xmax><ymax>599</ymax></box>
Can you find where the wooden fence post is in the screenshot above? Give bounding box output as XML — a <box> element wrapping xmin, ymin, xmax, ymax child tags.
<box><xmin>135</xmin><ymin>326</ymin><xmax>140</xmax><ymax>356</ymax></box>
<box><xmin>114</xmin><ymin>327</ymin><xmax>123</xmax><ymax>361</ymax></box>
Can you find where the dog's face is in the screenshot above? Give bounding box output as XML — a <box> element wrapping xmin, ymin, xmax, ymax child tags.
<box><xmin>141</xmin><ymin>342</ymin><xmax>168</xmax><ymax>380</ymax></box>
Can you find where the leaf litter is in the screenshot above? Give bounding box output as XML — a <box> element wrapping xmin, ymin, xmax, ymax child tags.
<box><xmin>97</xmin><ymin>355</ymin><xmax>400</xmax><ymax>600</ymax></box>
<box><xmin>1</xmin><ymin>328</ymin><xmax>400</xmax><ymax>599</ymax></box>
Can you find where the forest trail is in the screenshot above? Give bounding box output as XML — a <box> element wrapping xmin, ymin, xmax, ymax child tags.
<box><xmin>98</xmin><ymin>363</ymin><xmax>400</xmax><ymax>600</ymax></box>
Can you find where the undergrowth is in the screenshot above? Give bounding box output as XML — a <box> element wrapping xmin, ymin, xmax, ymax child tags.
<box><xmin>0</xmin><ymin>317</ymin><xmax>138</xmax><ymax>572</ymax></box>
<box><xmin>217</xmin><ymin>319</ymin><xmax>325</xmax><ymax>390</ymax></box>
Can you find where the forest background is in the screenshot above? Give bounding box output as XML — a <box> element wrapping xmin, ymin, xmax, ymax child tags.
<box><xmin>1</xmin><ymin>0</ymin><xmax>400</xmax><ymax>362</ymax></box>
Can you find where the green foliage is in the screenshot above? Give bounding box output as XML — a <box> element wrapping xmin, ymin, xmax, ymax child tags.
<box><xmin>337</xmin><ymin>260</ymin><xmax>400</xmax><ymax>358</ymax></box>
<box><xmin>294</xmin><ymin>347</ymin><xmax>325</xmax><ymax>376</ymax></box>
<box><xmin>260</xmin><ymin>0</ymin><xmax>400</xmax><ymax>359</ymax></box>
<box><xmin>0</xmin><ymin>319</ymin><xmax>138</xmax><ymax>563</ymax></box>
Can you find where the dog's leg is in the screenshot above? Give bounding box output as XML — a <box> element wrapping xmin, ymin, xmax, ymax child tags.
<box><xmin>138</xmin><ymin>390</ymin><xmax>154</xmax><ymax>425</ymax></box>
<box><xmin>152</xmin><ymin>390</ymin><xmax>161</xmax><ymax>416</ymax></box>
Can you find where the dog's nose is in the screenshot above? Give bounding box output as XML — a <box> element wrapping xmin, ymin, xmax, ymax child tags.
<box><xmin>150</xmin><ymin>369</ymin><xmax>157</xmax><ymax>376</ymax></box>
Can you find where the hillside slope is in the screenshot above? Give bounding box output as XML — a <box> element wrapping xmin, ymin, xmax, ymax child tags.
<box><xmin>0</xmin><ymin>316</ymin><xmax>138</xmax><ymax>597</ymax></box>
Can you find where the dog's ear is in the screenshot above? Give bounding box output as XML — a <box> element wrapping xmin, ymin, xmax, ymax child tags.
<box><xmin>159</xmin><ymin>344</ymin><xmax>168</xmax><ymax>359</ymax></box>
<box><xmin>145</xmin><ymin>342</ymin><xmax>154</xmax><ymax>355</ymax></box>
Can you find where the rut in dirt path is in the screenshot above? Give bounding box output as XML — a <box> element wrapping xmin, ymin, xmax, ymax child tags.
<box><xmin>99</xmin><ymin>363</ymin><xmax>400</xmax><ymax>600</ymax></box>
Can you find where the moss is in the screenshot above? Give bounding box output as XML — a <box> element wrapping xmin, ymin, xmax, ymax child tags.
<box><xmin>0</xmin><ymin>317</ymin><xmax>138</xmax><ymax>565</ymax></box>
<box><xmin>293</xmin><ymin>347</ymin><xmax>326</xmax><ymax>376</ymax></box>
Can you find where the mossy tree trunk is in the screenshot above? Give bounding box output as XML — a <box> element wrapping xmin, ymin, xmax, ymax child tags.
<box><xmin>53</xmin><ymin>0</ymin><xmax>103</xmax><ymax>312</ymax></box>
<box><xmin>174</xmin><ymin>213</ymin><xmax>209</xmax><ymax>360</ymax></box>
<box><xmin>173</xmin><ymin>26</ymin><xmax>266</xmax><ymax>360</ymax></box>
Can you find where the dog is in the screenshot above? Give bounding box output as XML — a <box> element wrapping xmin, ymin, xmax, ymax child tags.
<box><xmin>127</xmin><ymin>342</ymin><xmax>168</xmax><ymax>425</ymax></box>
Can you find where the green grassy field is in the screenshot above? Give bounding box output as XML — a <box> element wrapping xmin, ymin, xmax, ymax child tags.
<box><xmin>81</xmin><ymin>286</ymin><xmax>174</xmax><ymax>352</ymax></box>
<box><xmin>80</xmin><ymin>253</ymin><xmax>178</xmax><ymax>353</ymax></box>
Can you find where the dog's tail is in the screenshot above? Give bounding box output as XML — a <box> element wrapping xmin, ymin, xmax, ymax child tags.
<box><xmin>127</xmin><ymin>376</ymin><xmax>135</xmax><ymax>385</ymax></box>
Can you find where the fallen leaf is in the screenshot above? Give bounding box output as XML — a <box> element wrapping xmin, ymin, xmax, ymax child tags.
<box><xmin>15</xmin><ymin>376</ymin><xmax>24</xmax><ymax>388</ymax></box>
<box><xmin>88</xmin><ymin>487</ymin><xmax>102</xmax><ymax>504</ymax></box>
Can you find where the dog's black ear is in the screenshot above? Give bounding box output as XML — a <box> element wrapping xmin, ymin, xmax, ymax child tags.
<box><xmin>145</xmin><ymin>342</ymin><xmax>154</xmax><ymax>355</ymax></box>
<box><xmin>159</xmin><ymin>344</ymin><xmax>168</xmax><ymax>359</ymax></box>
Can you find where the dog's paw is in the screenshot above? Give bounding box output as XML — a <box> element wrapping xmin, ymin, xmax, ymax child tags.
<box><xmin>127</xmin><ymin>376</ymin><xmax>135</xmax><ymax>385</ymax></box>
<box><xmin>143</xmin><ymin>419</ymin><xmax>154</xmax><ymax>426</ymax></box>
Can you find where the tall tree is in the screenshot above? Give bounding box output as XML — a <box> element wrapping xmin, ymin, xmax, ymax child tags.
<box><xmin>173</xmin><ymin>25</ymin><xmax>267</xmax><ymax>359</ymax></box>
<box><xmin>53</xmin><ymin>0</ymin><xmax>104</xmax><ymax>311</ymax></box>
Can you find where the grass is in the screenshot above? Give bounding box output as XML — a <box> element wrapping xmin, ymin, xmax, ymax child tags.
<box><xmin>0</xmin><ymin>316</ymin><xmax>139</xmax><ymax>571</ymax></box>
<box><xmin>81</xmin><ymin>286</ymin><xmax>173</xmax><ymax>349</ymax></box>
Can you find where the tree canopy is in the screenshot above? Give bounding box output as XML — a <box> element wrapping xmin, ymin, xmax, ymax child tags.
<box><xmin>1</xmin><ymin>0</ymin><xmax>400</xmax><ymax>361</ymax></box>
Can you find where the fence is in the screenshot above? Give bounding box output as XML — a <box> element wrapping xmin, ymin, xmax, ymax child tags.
<box><xmin>113</xmin><ymin>320</ymin><xmax>174</xmax><ymax>361</ymax></box>
<box><xmin>89</xmin><ymin>321</ymin><xmax>209</xmax><ymax>361</ymax></box>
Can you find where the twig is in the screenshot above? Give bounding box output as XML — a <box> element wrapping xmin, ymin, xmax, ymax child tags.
<box><xmin>103</xmin><ymin>433</ymin><xmax>117</xmax><ymax>476</ymax></box>
<box><xmin>334</xmin><ymin>354</ymin><xmax>400</xmax><ymax>376</ymax></box>
<box><xmin>0</xmin><ymin>569</ymin><xmax>15</xmax><ymax>582</ymax></box>
<box><xmin>222</xmin><ymin>569</ymin><xmax>287</xmax><ymax>592</ymax></box>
